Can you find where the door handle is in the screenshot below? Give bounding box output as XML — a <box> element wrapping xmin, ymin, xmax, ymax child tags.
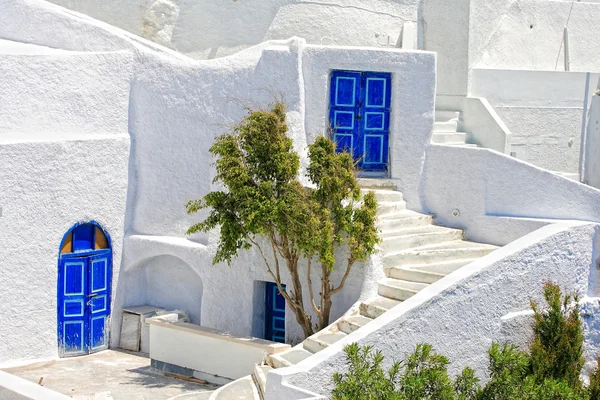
<box><xmin>87</xmin><ymin>293</ymin><xmax>98</xmax><ymax>298</ymax></box>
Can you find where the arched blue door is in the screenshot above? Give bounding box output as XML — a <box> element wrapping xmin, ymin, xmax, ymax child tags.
<box><xmin>57</xmin><ymin>222</ymin><xmax>112</xmax><ymax>357</ymax></box>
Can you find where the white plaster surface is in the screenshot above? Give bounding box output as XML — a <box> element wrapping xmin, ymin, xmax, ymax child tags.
<box><xmin>461</xmin><ymin>97</ymin><xmax>511</xmax><ymax>154</ymax></box>
<box><xmin>0</xmin><ymin>137</ymin><xmax>129</xmax><ymax>366</ymax></box>
<box><xmin>268</xmin><ymin>222</ymin><xmax>600</xmax><ymax>397</ymax></box>
<box><xmin>471</xmin><ymin>69</ymin><xmax>600</xmax><ymax>173</ymax></box>
<box><xmin>44</xmin><ymin>0</ymin><xmax>420</xmax><ymax>59</ymax></box>
<box><xmin>585</xmin><ymin>96</ymin><xmax>600</xmax><ymax>188</ymax></box>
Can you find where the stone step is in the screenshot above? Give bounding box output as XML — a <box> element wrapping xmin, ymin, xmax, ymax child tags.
<box><xmin>384</xmin><ymin>241</ymin><xmax>497</xmax><ymax>266</ymax></box>
<box><xmin>267</xmin><ymin>345</ymin><xmax>313</xmax><ymax>368</ymax></box>
<box><xmin>360</xmin><ymin>296</ymin><xmax>401</xmax><ymax>319</ymax></box>
<box><xmin>209</xmin><ymin>375</ymin><xmax>259</xmax><ymax>400</ymax></box>
<box><xmin>363</xmin><ymin>188</ymin><xmax>404</xmax><ymax>203</ymax></box>
<box><xmin>433</xmin><ymin>120</ymin><xmax>458</xmax><ymax>133</ymax></box>
<box><xmin>381</xmin><ymin>226</ymin><xmax>464</xmax><ymax>252</ymax></box>
<box><xmin>431</xmin><ymin>132</ymin><xmax>467</xmax><ymax>144</ymax></box>
<box><xmin>338</xmin><ymin>315</ymin><xmax>373</xmax><ymax>334</ymax></box>
<box><xmin>444</xmin><ymin>143</ymin><xmax>478</xmax><ymax>148</ymax></box>
<box><xmin>357</xmin><ymin>178</ymin><xmax>397</xmax><ymax>190</ymax></box>
<box><xmin>378</xmin><ymin>200</ymin><xmax>407</xmax><ymax>214</ymax></box>
<box><xmin>303</xmin><ymin>332</ymin><xmax>347</xmax><ymax>354</ymax></box>
<box><xmin>435</xmin><ymin>110</ymin><xmax>460</xmax><ymax>121</ymax></box>
<box><xmin>252</xmin><ymin>364</ymin><xmax>271</xmax><ymax>398</ymax></box>
<box><xmin>378</xmin><ymin>278</ymin><xmax>428</xmax><ymax>301</ymax></box>
<box><xmin>378</xmin><ymin>210</ymin><xmax>434</xmax><ymax>230</ymax></box>
<box><xmin>386</xmin><ymin>258</ymin><xmax>477</xmax><ymax>283</ymax></box>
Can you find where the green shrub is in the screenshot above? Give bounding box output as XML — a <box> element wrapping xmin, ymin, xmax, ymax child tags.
<box><xmin>332</xmin><ymin>283</ymin><xmax>600</xmax><ymax>400</ymax></box>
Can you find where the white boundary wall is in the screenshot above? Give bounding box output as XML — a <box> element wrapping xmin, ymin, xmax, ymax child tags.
<box><xmin>267</xmin><ymin>221</ymin><xmax>600</xmax><ymax>398</ymax></box>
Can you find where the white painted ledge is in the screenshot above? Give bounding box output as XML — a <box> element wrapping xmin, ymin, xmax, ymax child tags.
<box><xmin>0</xmin><ymin>370</ymin><xmax>70</xmax><ymax>399</ymax></box>
<box><xmin>462</xmin><ymin>97</ymin><xmax>512</xmax><ymax>154</ymax></box>
<box><xmin>148</xmin><ymin>317</ymin><xmax>290</xmax><ymax>381</ymax></box>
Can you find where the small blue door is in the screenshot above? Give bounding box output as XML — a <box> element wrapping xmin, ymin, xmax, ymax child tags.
<box><xmin>329</xmin><ymin>70</ymin><xmax>392</xmax><ymax>173</ymax></box>
<box><xmin>265</xmin><ymin>282</ymin><xmax>286</xmax><ymax>343</ymax></box>
<box><xmin>58</xmin><ymin>223</ymin><xmax>112</xmax><ymax>357</ymax></box>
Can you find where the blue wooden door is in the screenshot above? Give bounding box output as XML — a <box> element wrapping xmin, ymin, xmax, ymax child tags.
<box><xmin>58</xmin><ymin>250</ymin><xmax>111</xmax><ymax>356</ymax></box>
<box><xmin>265</xmin><ymin>282</ymin><xmax>286</xmax><ymax>343</ymax></box>
<box><xmin>329</xmin><ymin>70</ymin><xmax>392</xmax><ymax>172</ymax></box>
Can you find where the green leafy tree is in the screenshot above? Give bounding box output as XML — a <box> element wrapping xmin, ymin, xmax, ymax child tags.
<box><xmin>186</xmin><ymin>103</ymin><xmax>379</xmax><ymax>338</ymax></box>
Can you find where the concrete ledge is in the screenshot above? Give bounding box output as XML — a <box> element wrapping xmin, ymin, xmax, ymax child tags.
<box><xmin>0</xmin><ymin>370</ymin><xmax>70</xmax><ymax>399</ymax></box>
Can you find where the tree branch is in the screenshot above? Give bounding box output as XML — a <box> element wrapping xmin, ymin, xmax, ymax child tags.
<box><xmin>307</xmin><ymin>256</ymin><xmax>321</xmax><ymax>316</ymax></box>
<box><xmin>330</xmin><ymin>256</ymin><xmax>355</xmax><ymax>295</ymax></box>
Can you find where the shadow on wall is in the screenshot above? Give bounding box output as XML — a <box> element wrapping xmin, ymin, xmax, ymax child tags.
<box><xmin>119</xmin><ymin>255</ymin><xmax>204</xmax><ymax>324</ymax></box>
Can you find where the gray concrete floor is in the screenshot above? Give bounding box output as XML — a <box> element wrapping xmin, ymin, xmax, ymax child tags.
<box><xmin>2</xmin><ymin>350</ymin><xmax>218</xmax><ymax>400</ymax></box>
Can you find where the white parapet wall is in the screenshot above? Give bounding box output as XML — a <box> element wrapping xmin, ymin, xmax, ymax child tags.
<box><xmin>585</xmin><ymin>96</ymin><xmax>600</xmax><ymax>189</ymax></box>
<box><xmin>266</xmin><ymin>221</ymin><xmax>600</xmax><ymax>398</ymax></box>
<box><xmin>147</xmin><ymin>316</ymin><xmax>290</xmax><ymax>382</ymax></box>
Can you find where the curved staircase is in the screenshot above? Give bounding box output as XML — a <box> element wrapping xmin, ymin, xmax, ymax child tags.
<box><xmin>210</xmin><ymin>180</ymin><xmax>498</xmax><ymax>399</ymax></box>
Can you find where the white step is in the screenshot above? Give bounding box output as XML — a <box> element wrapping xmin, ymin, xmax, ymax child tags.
<box><xmin>433</xmin><ymin>120</ymin><xmax>458</xmax><ymax>133</ymax></box>
<box><xmin>209</xmin><ymin>375</ymin><xmax>259</xmax><ymax>400</ymax></box>
<box><xmin>378</xmin><ymin>200</ymin><xmax>406</xmax><ymax>214</ymax></box>
<box><xmin>384</xmin><ymin>241</ymin><xmax>497</xmax><ymax>266</ymax></box>
<box><xmin>360</xmin><ymin>296</ymin><xmax>401</xmax><ymax>319</ymax></box>
<box><xmin>363</xmin><ymin>189</ymin><xmax>403</xmax><ymax>203</ymax></box>
<box><xmin>357</xmin><ymin>178</ymin><xmax>397</xmax><ymax>190</ymax></box>
<box><xmin>303</xmin><ymin>332</ymin><xmax>347</xmax><ymax>354</ymax></box>
<box><xmin>338</xmin><ymin>315</ymin><xmax>373</xmax><ymax>334</ymax></box>
<box><xmin>378</xmin><ymin>210</ymin><xmax>433</xmax><ymax>230</ymax></box>
<box><xmin>444</xmin><ymin>143</ymin><xmax>478</xmax><ymax>148</ymax></box>
<box><xmin>378</xmin><ymin>278</ymin><xmax>428</xmax><ymax>301</ymax></box>
<box><xmin>381</xmin><ymin>226</ymin><xmax>463</xmax><ymax>252</ymax></box>
<box><xmin>435</xmin><ymin>110</ymin><xmax>460</xmax><ymax>121</ymax></box>
<box><xmin>252</xmin><ymin>364</ymin><xmax>271</xmax><ymax>398</ymax></box>
<box><xmin>267</xmin><ymin>345</ymin><xmax>312</xmax><ymax>368</ymax></box>
<box><xmin>386</xmin><ymin>258</ymin><xmax>477</xmax><ymax>283</ymax></box>
<box><xmin>432</xmin><ymin>132</ymin><xmax>467</xmax><ymax>144</ymax></box>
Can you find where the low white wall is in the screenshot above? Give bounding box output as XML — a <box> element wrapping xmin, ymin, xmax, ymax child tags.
<box><xmin>147</xmin><ymin>317</ymin><xmax>290</xmax><ymax>381</ymax></box>
<box><xmin>461</xmin><ymin>97</ymin><xmax>511</xmax><ymax>154</ymax></box>
<box><xmin>0</xmin><ymin>136</ymin><xmax>129</xmax><ymax>366</ymax></box>
<box><xmin>0</xmin><ymin>370</ymin><xmax>71</xmax><ymax>399</ymax></box>
<box><xmin>423</xmin><ymin>145</ymin><xmax>600</xmax><ymax>246</ymax></box>
<box><xmin>471</xmin><ymin>69</ymin><xmax>600</xmax><ymax>173</ymax></box>
<box><xmin>585</xmin><ymin>96</ymin><xmax>600</xmax><ymax>188</ymax></box>
<box><xmin>268</xmin><ymin>222</ymin><xmax>600</xmax><ymax>398</ymax></box>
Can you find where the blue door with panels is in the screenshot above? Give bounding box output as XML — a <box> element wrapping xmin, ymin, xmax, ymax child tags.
<box><xmin>58</xmin><ymin>222</ymin><xmax>112</xmax><ymax>357</ymax></box>
<box><xmin>329</xmin><ymin>70</ymin><xmax>392</xmax><ymax>173</ymax></box>
<box><xmin>265</xmin><ymin>282</ymin><xmax>286</xmax><ymax>343</ymax></box>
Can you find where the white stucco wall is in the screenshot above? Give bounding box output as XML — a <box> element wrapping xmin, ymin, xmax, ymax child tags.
<box><xmin>268</xmin><ymin>222</ymin><xmax>600</xmax><ymax>398</ymax></box>
<box><xmin>471</xmin><ymin>69</ymin><xmax>599</xmax><ymax>173</ymax></box>
<box><xmin>44</xmin><ymin>0</ymin><xmax>420</xmax><ymax>59</ymax></box>
<box><xmin>585</xmin><ymin>96</ymin><xmax>600</xmax><ymax>188</ymax></box>
<box><xmin>423</xmin><ymin>145</ymin><xmax>600</xmax><ymax>246</ymax></box>
<box><xmin>0</xmin><ymin>136</ymin><xmax>129</xmax><ymax>366</ymax></box>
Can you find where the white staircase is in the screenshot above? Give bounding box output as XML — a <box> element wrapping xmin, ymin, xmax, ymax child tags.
<box><xmin>216</xmin><ymin>180</ymin><xmax>498</xmax><ymax>400</ymax></box>
<box><xmin>432</xmin><ymin>110</ymin><xmax>477</xmax><ymax>147</ymax></box>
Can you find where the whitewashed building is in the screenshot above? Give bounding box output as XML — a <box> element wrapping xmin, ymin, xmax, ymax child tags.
<box><xmin>1</xmin><ymin>0</ymin><xmax>600</xmax><ymax>399</ymax></box>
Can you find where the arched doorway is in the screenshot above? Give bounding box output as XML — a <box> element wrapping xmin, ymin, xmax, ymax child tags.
<box><xmin>57</xmin><ymin>222</ymin><xmax>112</xmax><ymax>357</ymax></box>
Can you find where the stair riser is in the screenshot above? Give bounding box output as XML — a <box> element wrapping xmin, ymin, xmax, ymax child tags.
<box><xmin>433</xmin><ymin>121</ymin><xmax>458</xmax><ymax>133</ymax></box>
<box><xmin>364</xmin><ymin>190</ymin><xmax>404</xmax><ymax>203</ymax></box>
<box><xmin>338</xmin><ymin>320</ymin><xmax>361</xmax><ymax>335</ymax></box>
<box><xmin>378</xmin><ymin>285</ymin><xmax>417</xmax><ymax>301</ymax></box>
<box><xmin>267</xmin><ymin>354</ymin><xmax>290</xmax><ymax>369</ymax></box>
<box><xmin>432</xmin><ymin>133</ymin><xmax>467</xmax><ymax>144</ymax></box>
<box><xmin>384</xmin><ymin>248</ymin><xmax>495</xmax><ymax>266</ymax></box>
<box><xmin>382</xmin><ymin>231</ymin><xmax>464</xmax><ymax>252</ymax></box>
<box><xmin>379</xmin><ymin>216</ymin><xmax>433</xmax><ymax>230</ymax></box>
<box><xmin>378</xmin><ymin>201</ymin><xmax>406</xmax><ymax>214</ymax></box>
<box><xmin>435</xmin><ymin>111</ymin><xmax>460</xmax><ymax>121</ymax></box>
<box><xmin>360</xmin><ymin>302</ymin><xmax>389</xmax><ymax>319</ymax></box>
<box><xmin>385</xmin><ymin>267</ymin><xmax>444</xmax><ymax>284</ymax></box>
<box><xmin>303</xmin><ymin>338</ymin><xmax>327</xmax><ymax>354</ymax></box>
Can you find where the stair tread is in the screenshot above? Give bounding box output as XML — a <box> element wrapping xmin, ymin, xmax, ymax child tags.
<box><xmin>378</xmin><ymin>209</ymin><xmax>431</xmax><ymax>220</ymax></box>
<box><xmin>362</xmin><ymin>295</ymin><xmax>402</xmax><ymax>310</ymax></box>
<box><xmin>310</xmin><ymin>331</ymin><xmax>347</xmax><ymax>345</ymax></box>
<box><xmin>389</xmin><ymin>240</ymin><xmax>497</xmax><ymax>254</ymax></box>
<box><xmin>338</xmin><ymin>315</ymin><xmax>373</xmax><ymax>334</ymax></box>
<box><xmin>379</xmin><ymin>277</ymin><xmax>429</xmax><ymax>291</ymax></box>
<box><xmin>381</xmin><ymin>224</ymin><xmax>462</xmax><ymax>237</ymax></box>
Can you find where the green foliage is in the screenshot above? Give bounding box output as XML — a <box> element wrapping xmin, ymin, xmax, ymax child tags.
<box><xmin>332</xmin><ymin>283</ymin><xmax>600</xmax><ymax>400</ymax></box>
<box><xmin>530</xmin><ymin>282</ymin><xmax>584</xmax><ymax>389</ymax></box>
<box><xmin>186</xmin><ymin>103</ymin><xmax>379</xmax><ymax>336</ymax></box>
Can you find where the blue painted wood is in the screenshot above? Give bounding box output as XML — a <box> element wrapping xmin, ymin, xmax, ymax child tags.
<box><xmin>265</xmin><ymin>282</ymin><xmax>286</xmax><ymax>343</ymax></box>
<box><xmin>57</xmin><ymin>222</ymin><xmax>112</xmax><ymax>357</ymax></box>
<box><xmin>329</xmin><ymin>70</ymin><xmax>392</xmax><ymax>172</ymax></box>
